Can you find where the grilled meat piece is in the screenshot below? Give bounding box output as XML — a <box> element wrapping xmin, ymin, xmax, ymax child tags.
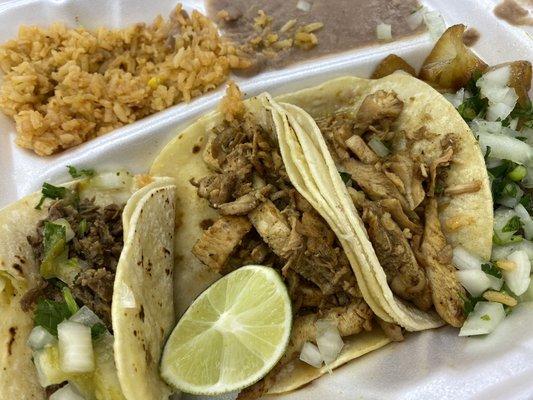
<box><xmin>376</xmin><ymin>318</ymin><xmax>404</xmax><ymax>342</ymax></box>
<box><xmin>362</xmin><ymin>203</ymin><xmax>432</xmax><ymax>310</ymax></box>
<box><xmin>217</xmin><ymin>185</ymin><xmax>273</xmax><ymax>216</ymax></box>
<box><xmin>383</xmin><ymin>154</ymin><xmax>426</xmax><ymax>210</ymax></box>
<box><xmin>248</xmin><ymin>200</ymin><xmax>293</xmax><ymax>258</ymax></box>
<box><xmin>416</xmin><ymin>199</ymin><xmax>466</xmax><ymax>327</ymax></box>
<box><xmin>355</xmin><ymin>90</ymin><xmax>403</xmax><ymax>135</ymax></box>
<box><xmin>194</xmin><ymin>173</ymin><xmax>237</xmax><ymax>207</ymax></box>
<box><xmin>345</xmin><ymin>134</ymin><xmax>379</xmax><ymax>164</ymax></box>
<box><xmin>192</xmin><ymin>216</ymin><xmax>252</xmax><ymax>273</ymax></box>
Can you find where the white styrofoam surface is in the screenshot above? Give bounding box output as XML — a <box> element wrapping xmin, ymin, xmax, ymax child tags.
<box><xmin>0</xmin><ymin>0</ymin><xmax>532</xmax><ymax>399</ymax></box>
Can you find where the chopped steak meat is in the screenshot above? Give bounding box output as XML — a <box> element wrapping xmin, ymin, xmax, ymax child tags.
<box><xmin>248</xmin><ymin>200</ymin><xmax>293</xmax><ymax>258</ymax></box>
<box><xmin>415</xmin><ymin>199</ymin><xmax>466</xmax><ymax>327</ymax></box>
<box><xmin>26</xmin><ymin>197</ymin><xmax>125</xmax><ymax>328</ymax></box>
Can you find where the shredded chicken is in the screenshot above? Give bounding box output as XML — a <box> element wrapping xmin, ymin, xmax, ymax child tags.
<box><xmin>217</xmin><ymin>185</ymin><xmax>273</xmax><ymax>215</ymax></box>
<box><xmin>444</xmin><ymin>180</ymin><xmax>482</xmax><ymax>196</ymax></box>
<box><xmin>354</xmin><ymin>90</ymin><xmax>403</xmax><ymax>135</ymax></box>
<box><xmin>416</xmin><ymin>199</ymin><xmax>466</xmax><ymax>327</ymax></box>
<box><xmin>383</xmin><ymin>154</ymin><xmax>426</xmax><ymax>210</ymax></box>
<box><xmin>345</xmin><ymin>134</ymin><xmax>379</xmax><ymax>164</ymax></box>
<box><xmin>192</xmin><ymin>216</ymin><xmax>252</xmax><ymax>273</ymax></box>
<box><xmin>376</xmin><ymin>318</ymin><xmax>404</xmax><ymax>342</ymax></box>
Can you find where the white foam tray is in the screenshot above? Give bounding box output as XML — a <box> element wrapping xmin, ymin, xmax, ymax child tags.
<box><xmin>1</xmin><ymin>0</ymin><xmax>532</xmax><ymax>399</ymax></box>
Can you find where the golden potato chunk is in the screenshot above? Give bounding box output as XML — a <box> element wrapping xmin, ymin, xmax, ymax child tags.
<box><xmin>419</xmin><ymin>24</ymin><xmax>488</xmax><ymax>90</ymax></box>
<box><xmin>371</xmin><ymin>54</ymin><xmax>416</xmax><ymax>79</ymax></box>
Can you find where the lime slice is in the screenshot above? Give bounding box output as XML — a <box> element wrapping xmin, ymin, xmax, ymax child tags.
<box><xmin>160</xmin><ymin>265</ymin><xmax>292</xmax><ymax>395</ymax></box>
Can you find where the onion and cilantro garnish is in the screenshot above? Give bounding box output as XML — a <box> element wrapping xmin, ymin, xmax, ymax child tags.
<box><xmin>444</xmin><ymin>63</ymin><xmax>533</xmax><ymax>336</ymax></box>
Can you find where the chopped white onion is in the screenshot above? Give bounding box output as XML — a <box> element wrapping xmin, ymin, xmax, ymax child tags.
<box><xmin>519</xmin><ymin>279</ymin><xmax>533</xmax><ymax>302</ymax></box>
<box><xmin>299</xmin><ymin>342</ymin><xmax>323</xmax><ymax>368</ymax></box>
<box><xmin>27</xmin><ymin>326</ymin><xmax>55</xmax><ymax>350</ymax></box>
<box><xmin>443</xmin><ymin>88</ymin><xmax>465</xmax><ymax>108</ymax></box>
<box><xmin>315</xmin><ymin>319</ymin><xmax>344</xmax><ymax>364</ymax></box>
<box><xmin>514</xmin><ymin>203</ymin><xmax>533</xmax><ymax>240</ymax></box>
<box><xmin>33</xmin><ymin>346</ymin><xmax>66</xmax><ymax>387</ymax></box>
<box><xmin>69</xmin><ymin>306</ymin><xmax>102</xmax><ymax>328</ymax></box>
<box><xmin>296</xmin><ymin>0</ymin><xmax>311</xmax><ymax>12</ymax></box>
<box><xmin>368</xmin><ymin>136</ymin><xmax>390</xmax><ymax>157</ymax></box>
<box><xmin>493</xmin><ymin>208</ymin><xmax>520</xmax><ymax>244</ymax></box>
<box><xmin>497</xmin><ymin>193</ymin><xmax>522</xmax><ymax>209</ymax></box>
<box><xmin>116</xmin><ymin>281</ymin><xmax>136</xmax><ymax>308</ymax></box>
<box><xmin>503</xmin><ymin>250</ymin><xmax>531</xmax><ymax>296</ymax></box>
<box><xmin>376</xmin><ymin>23</ymin><xmax>392</xmax><ymax>40</ymax></box>
<box><xmin>452</xmin><ymin>246</ymin><xmax>483</xmax><ymax>270</ymax></box>
<box><xmin>90</xmin><ymin>171</ymin><xmax>132</xmax><ymax>190</ymax></box>
<box><xmin>492</xmin><ymin>239</ymin><xmax>533</xmax><ymax>261</ymax></box>
<box><xmin>477</xmin><ymin>66</ymin><xmax>519</xmax><ymax>122</ymax></box>
<box><xmin>523</xmin><ymin>166</ymin><xmax>533</xmax><ymax>188</ymax></box>
<box><xmin>459</xmin><ymin>301</ymin><xmax>505</xmax><ymax>336</ymax></box>
<box><xmin>456</xmin><ymin>270</ymin><xmax>492</xmax><ymax>297</ymax></box>
<box><xmin>58</xmin><ymin>321</ymin><xmax>94</xmax><ymax>373</ymax></box>
<box><xmin>423</xmin><ymin>11</ymin><xmax>446</xmax><ymax>41</ymax></box>
<box><xmin>49</xmin><ymin>384</ymin><xmax>86</xmax><ymax>400</ymax></box>
<box><xmin>52</xmin><ymin>218</ymin><xmax>75</xmax><ymax>242</ymax></box>
<box><xmin>477</xmin><ymin>132</ymin><xmax>533</xmax><ymax>166</ymax></box>
<box><xmin>487</xmin><ymin>274</ymin><xmax>504</xmax><ymax>291</ymax></box>
<box><xmin>406</xmin><ymin>7</ymin><xmax>425</xmax><ymax>30</ymax></box>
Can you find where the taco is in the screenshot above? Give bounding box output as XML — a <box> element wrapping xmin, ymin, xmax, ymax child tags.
<box><xmin>0</xmin><ymin>171</ymin><xmax>176</xmax><ymax>400</ymax></box>
<box><xmin>150</xmin><ymin>84</ymin><xmax>393</xmax><ymax>398</ymax></box>
<box><xmin>275</xmin><ymin>73</ymin><xmax>493</xmax><ymax>329</ymax></box>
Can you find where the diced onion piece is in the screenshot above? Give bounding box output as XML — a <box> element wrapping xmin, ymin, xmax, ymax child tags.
<box><xmin>33</xmin><ymin>345</ymin><xmax>66</xmax><ymax>387</ymax></box>
<box><xmin>487</xmin><ymin>275</ymin><xmax>504</xmax><ymax>291</ymax></box>
<box><xmin>49</xmin><ymin>383</ymin><xmax>86</xmax><ymax>400</ymax></box>
<box><xmin>487</xmin><ymin>101</ymin><xmax>515</xmax><ymax>122</ymax></box>
<box><xmin>296</xmin><ymin>0</ymin><xmax>311</xmax><ymax>12</ymax></box>
<box><xmin>90</xmin><ymin>171</ymin><xmax>132</xmax><ymax>190</ymax></box>
<box><xmin>514</xmin><ymin>203</ymin><xmax>533</xmax><ymax>240</ymax></box>
<box><xmin>492</xmin><ymin>239</ymin><xmax>533</xmax><ymax>261</ymax></box>
<box><xmin>477</xmin><ymin>66</ymin><xmax>519</xmax><ymax>122</ymax></box>
<box><xmin>69</xmin><ymin>306</ymin><xmax>102</xmax><ymax>328</ymax></box>
<box><xmin>503</xmin><ymin>250</ymin><xmax>531</xmax><ymax>296</ymax></box>
<box><xmin>423</xmin><ymin>11</ymin><xmax>446</xmax><ymax>41</ymax></box>
<box><xmin>443</xmin><ymin>88</ymin><xmax>465</xmax><ymax>108</ymax></box>
<box><xmin>58</xmin><ymin>321</ymin><xmax>94</xmax><ymax>373</ymax></box>
<box><xmin>368</xmin><ymin>136</ymin><xmax>390</xmax><ymax>157</ymax></box>
<box><xmin>452</xmin><ymin>246</ymin><xmax>483</xmax><ymax>270</ymax></box>
<box><xmin>477</xmin><ymin>132</ymin><xmax>532</xmax><ymax>166</ymax></box>
<box><xmin>456</xmin><ymin>270</ymin><xmax>491</xmax><ymax>297</ymax></box>
<box><xmin>27</xmin><ymin>326</ymin><xmax>56</xmax><ymax>350</ymax></box>
<box><xmin>493</xmin><ymin>208</ymin><xmax>520</xmax><ymax>244</ymax></box>
<box><xmin>376</xmin><ymin>23</ymin><xmax>392</xmax><ymax>40</ymax></box>
<box><xmin>52</xmin><ymin>218</ymin><xmax>75</xmax><ymax>242</ymax></box>
<box><xmin>315</xmin><ymin>319</ymin><xmax>344</xmax><ymax>364</ymax></box>
<box><xmin>116</xmin><ymin>281</ymin><xmax>136</xmax><ymax>308</ymax></box>
<box><xmin>459</xmin><ymin>301</ymin><xmax>505</xmax><ymax>336</ymax></box>
<box><xmin>406</xmin><ymin>7</ymin><xmax>425</xmax><ymax>30</ymax></box>
<box><xmin>299</xmin><ymin>342</ymin><xmax>323</xmax><ymax>368</ymax></box>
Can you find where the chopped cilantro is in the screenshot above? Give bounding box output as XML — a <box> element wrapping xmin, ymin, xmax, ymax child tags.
<box><xmin>461</xmin><ymin>293</ymin><xmax>482</xmax><ymax>316</ymax></box>
<box><xmin>484</xmin><ymin>146</ymin><xmax>492</xmax><ymax>162</ymax></box>
<box><xmin>67</xmin><ymin>165</ymin><xmax>95</xmax><ymax>179</ymax></box>
<box><xmin>457</xmin><ymin>71</ymin><xmax>488</xmax><ymax>122</ymax></box>
<box><xmin>34</xmin><ymin>299</ymin><xmax>72</xmax><ymax>337</ymax></box>
<box><xmin>339</xmin><ymin>172</ymin><xmax>352</xmax><ymax>185</ymax></box>
<box><xmin>481</xmin><ymin>263</ymin><xmax>503</xmax><ymax>278</ymax></box>
<box><xmin>488</xmin><ymin>160</ymin><xmax>523</xmax><ymax>203</ymax></box>
<box><xmin>493</xmin><ymin>233</ymin><xmax>523</xmax><ymax>245</ymax></box>
<box><xmin>502</xmin><ymin>215</ymin><xmax>522</xmax><ymax>233</ymax></box>
<box><xmin>520</xmin><ymin>193</ymin><xmax>533</xmax><ymax>214</ymax></box>
<box><xmin>61</xmin><ymin>286</ymin><xmax>79</xmax><ymax>315</ymax></box>
<box><xmin>480</xmin><ymin>314</ymin><xmax>491</xmax><ymax>321</ymax></box>
<box><xmin>91</xmin><ymin>323</ymin><xmax>107</xmax><ymax>339</ymax></box>
<box><xmin>35</xmin><ymin>183</ymin><xmax>68</xmax><ymax>210</ymax></box>
<box><xmin>40</xmin><ymin>222</ymin><xmax>68</xmax><ymax>280</ymax></box>
<box><xmin>78</xmin><ymin>219</ymin><xmax>88</xmax><ymax>236</ymax></box>
<box><xmin>510</xmin><ymin>100</ymin><xmax>533</xmax><ymax>129</ymax></box>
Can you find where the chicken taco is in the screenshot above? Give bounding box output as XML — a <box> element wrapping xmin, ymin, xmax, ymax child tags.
<box><xmin>0</xmin><ymin>170</ymin><xmax>176</xmax><ymax>400</ymax></box>
<box><xmin>276</xmin><ymin>73</ymin><xmax>494</xmax><ymax>330</ymax></box>
<box><xmin>150</xmin><ymin>84</ymin><xmax>392</xmax><ymax>398</ymax></box>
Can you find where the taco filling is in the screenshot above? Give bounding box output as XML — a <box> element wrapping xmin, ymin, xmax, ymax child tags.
<box><xmin>315</xmin><ymin>89</ymin><xmax>482</xmax><ymax>327</ymax></box>
<box><xmin>189</xmin><ymin>85</ymin><xmax>387</xmax><ymax>399</ymax></box>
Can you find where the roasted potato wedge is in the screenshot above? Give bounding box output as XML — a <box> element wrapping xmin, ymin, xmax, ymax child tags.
<box><xmin>419</xmin><ymin>24</ymin><xmax>488</xmax><ymax>91</ymax></box>
<box><xmin>497</xmin><ymin>60</ymin><xmax>532</xmax><ymax>106</ymax></box>
<box><xmin>371</xmin><ymin>54</ymin><xmax>416</xmax><ymax>79</ymax></box>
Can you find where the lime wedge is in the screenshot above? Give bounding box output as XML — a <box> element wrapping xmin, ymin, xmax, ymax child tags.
<box><xmin>160</xmin><ymin>265</ymin><xmax>292</xmax><ymax>395</ymax></box>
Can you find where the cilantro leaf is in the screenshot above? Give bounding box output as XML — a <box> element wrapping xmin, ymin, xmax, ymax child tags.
<box><xmin>61</xmin><ymin>286</ymin><xmax>79</xmax><ymax>315</ymax></box>
<box><xmin>502</xmin><ymin>215</ymin><xmax>522</xmax><ymax>233</ymax></box>
<box><xmin>339</xmin><ymin>172</ymin><xmax>352</xmax><ymax>185</ymax></box>
<box><xmin>67</xmin><ymin>165</ymin><xmax>95</xmax><ymax>179</ymax></box>
<box><xmin>91</xmin><ymin>323</ymin><xmax>107</xmax><ymax>339</ymax></box>
<box><xmin>34</xmin><ymin>299</ymin><xmax>72</xmax><ymax>337</ymax></box>
<box><xmin>462</xmin><ymin>293</ymin><xmax>482</xmax><ymax>316</ymax></box>
<box><xmin>510</xmin><ymin>100</ymin><xmax>533</xmax><ymax>129</ymax></box>
<box><xmin>458</xmin><ymin>96</ymin><xmax>488</xmax><ymax>122</ymax></box>
<box><xmin>520</xmin><ymin>193</ymin><xmax>533</xmax><ymax>214</ymax></box>
<box><xmin>35</xmin><ymin>183</ymin><xmax>68</xmax><ymax>210</ymax></box>
<box><xmin>40</xmin><ymin>222</ymin><xmax>68</xmax><ymax>280</ymax></box>
<box><xmin>480</xmin><ymin>314</ymin><xmax>491</xmax><ymax>321</ymax></box>
<box><xmin>481</xmin><ymin>263</ymin><xmax>503</xmax><ymax>278</ymax></box>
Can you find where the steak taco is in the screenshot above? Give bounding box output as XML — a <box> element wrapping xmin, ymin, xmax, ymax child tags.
<box><xmin>150</xmin><ymin>84</ymin><xmax>393</xmax><ymax>398</ymax></box>
<box><xmin>276</xmin><ymin>73</ymin><xmax>493</xmax><ymax>329</ymax></box>
<box><xmin>0</xmin><ymin>171</ymin><xmax>176</xmax><ymax>400</ymax></box>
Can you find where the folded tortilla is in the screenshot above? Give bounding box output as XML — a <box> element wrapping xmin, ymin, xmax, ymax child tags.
<box><xmin>0</xmin><ymin>175</ymin><xmax>176</xmax><ymax>399</ymax></box>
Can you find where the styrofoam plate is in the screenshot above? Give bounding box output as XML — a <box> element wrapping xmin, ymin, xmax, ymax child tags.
<box><xmin>0</xmin><ymin>0</ymin><xmax>532</xmax><ymax>399</ymax></box>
